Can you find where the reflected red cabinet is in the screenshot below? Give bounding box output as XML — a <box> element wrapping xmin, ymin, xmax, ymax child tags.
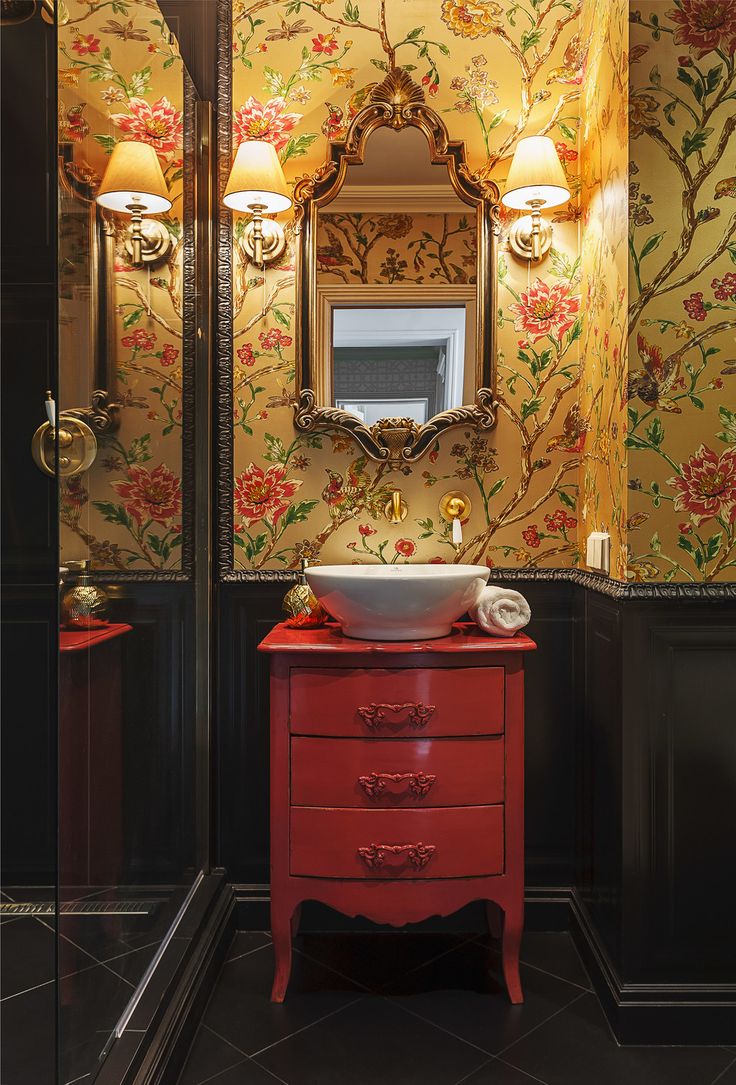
<box><xmin>259</xmin><ymin>622</ymin><xmax>536</xmax><ymax>1004</ymax></box>
<box><xmin>59</xmin><ymin>624</ymin><xmax>131</xmax><ymax>888</ymax></box>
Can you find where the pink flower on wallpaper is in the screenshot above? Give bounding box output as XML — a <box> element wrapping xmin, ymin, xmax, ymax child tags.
<box><xmin>554</xmin><ymin>141</ymin><xmax>578</xmax><ymax>162</ymax></box>
<box><xmin>160</xmin><ymin>343</ymin><xmax>179</xmax><ymax>367</ymax></box>
<box><xmin>122</xmin><ymin>329</ymin><xmax>157</xmax><ymax>351</ymax></box>
<box><xmin>358</xmin><ymin>524</ymin><xmax>376</xmax><ymax>537</ymax></box>
<box><xmin>258</xmin><ymin>328</ymin><xmax>292</xmax><ymax>351</ymax></box>
<box><xmin>683</xmin><ymin>291</ymin><xmax>708</xmax><ymax>320</ymax></box>
<box><xmin>667</xmin><ymin>0</ymin><xmax>736</xmax><ymax>59</ymax></box>
<box><xmin>234</xmin><ymin>463</ymin><xmax>300</xmax><ymax>526</ymax></box>
<box><xmin>111</xmin><ymin>96</ymin><xmax>184</xmax><ymax>156</ymax></box>
<box><xmin>233</xmin><ymin>97</ymin><xmax>301</xmax><ymax>152</ymax></box>
<box><xmin>522</xmin><ymin>525</ymin><xmax>541</xmax><ymax>548</ymax></box>
<box><xmin>711</xmin><ymin>272</ymin><xmax>736</xmax><ymax>301</ymax></box>
<box><xmin>395</xmin><ymin>539</ymin><xmax>416</xmax><ymax>558</ymax></box>
<box><xmin>112</xmin><ymin>464</ymin><xmax>182</xmax><ymax>525</ymax></box>
<box><xmin>508</xmin><ymin>279</ymin><xmax>580</xmax><ymax>342</ymax></box>
<box><xmin>237</xmin><ymin>343</ymin><xmax>256</xmax><ymax>366</ymax></box>
<box><xmin>72</xmin><ymin>34</ymin><xmax>100</xmax><ymax>55</ymax></box>
<box><xmin>544</xmin><ymin>509</ymin><xmax>576</xmax><ymax>532</ymax></box>
<box><xmin>311</xmin><ymin>33</ymin><xmax>339</xmax><ymax>55</ymax></box>
<box><xmin>668</xmin><ymin>445</ymin><xmax>736</xmax><ymax>524</ymax></box>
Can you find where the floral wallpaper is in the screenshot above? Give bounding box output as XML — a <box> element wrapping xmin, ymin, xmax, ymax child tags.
<box><xmin>625</xmin><ymin>1</ymin><xmax>736</xmax><ymax>582</ymax></box>
<box><xmin>578</xmin><ymin>0</ymin><xmax>629</xmax><ymax>576</ymax></box>
<box><xmin>230</xmin><ymin>0</ymin><xmax>588</xmax><ymax>572</ymax></box>
<box><xmin>58</xmin><ymin>0</ymin><xmax>188</xmax><ymax>573</ymax></box>
<box><xmin>316</xmin><ymin>211</ymin><xmax>477</xmax><ymax>284</ymax></box>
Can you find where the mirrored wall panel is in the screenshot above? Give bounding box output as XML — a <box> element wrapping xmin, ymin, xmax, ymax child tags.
<box><xmin>55</xmin><ymin>2</ymin><xmax>199</xmax><ymax>1081</ymax></box>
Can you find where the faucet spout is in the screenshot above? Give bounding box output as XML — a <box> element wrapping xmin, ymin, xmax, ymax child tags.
<box><xmin>385</xmin><ymin>489</ymin><xmax>407</xmax><ymax>524</ymax></box>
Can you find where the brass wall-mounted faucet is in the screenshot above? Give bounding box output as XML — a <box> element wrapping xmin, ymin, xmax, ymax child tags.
<box><xmin>384</xmin><ymin>489</ymin><xmax>408</xmax><ymax>524</ymax></box>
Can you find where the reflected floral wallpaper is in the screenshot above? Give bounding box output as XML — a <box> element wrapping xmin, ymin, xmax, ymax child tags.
<box><xmin>625</xmin><ymin>1</ymin><xmax>736</xmax><ymax>582</ymax></box>
<box><xmin>316</xmin><ymin>212</ymin><xmax>477</xmax><ymax>284</ymax></box>
<box><xmin>58</xmin><ymin>0</ymin><xmax>188</xmax><ymax>573</ymax></box>
<box><xmin>230</xmin><ymin>0</ymin><xmax>587</xmax><ymax>572</ymax></box>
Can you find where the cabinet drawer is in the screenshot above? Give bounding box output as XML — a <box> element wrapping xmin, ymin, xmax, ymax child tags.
<box><xmin>291</xmin><ymin>736</ymin><xmax>504</xmax><ymax>808</ymax></box>
<box><xmin>289</xmin><ymin>667</ymin><xmax>504</xmax><ymax>737</ymax></box>
<box><xmin>290</xmin><ymin>805</ymin><xmax>504</xmax><ymax>879</ymax></box>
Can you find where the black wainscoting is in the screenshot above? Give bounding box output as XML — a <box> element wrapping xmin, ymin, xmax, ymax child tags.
<box><xmin>577</xmin><ymin>590</ymin><xmax>736</xmax><ymax>1042</ymax></box>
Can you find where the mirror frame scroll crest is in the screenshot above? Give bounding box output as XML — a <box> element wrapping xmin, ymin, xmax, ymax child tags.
<box><xmin>292</xmin><ymin>67</ymin><xmax>500</xmax><ymax>470</ymax></box>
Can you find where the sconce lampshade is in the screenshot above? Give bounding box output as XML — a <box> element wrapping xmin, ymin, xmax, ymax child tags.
<box><xmin>501</xmin><ymin>135</ymin><xmax>570</xmax><ymax>210</ymax></box>
<box><xmin>223</xmin><ymin>140</ymin><xmax>293</xmax><ymax>214</ymax></box>
<box><xmin>96</xmin><ymin>140</ymin><xmax>172</xmax><ymax>214</ymax></box>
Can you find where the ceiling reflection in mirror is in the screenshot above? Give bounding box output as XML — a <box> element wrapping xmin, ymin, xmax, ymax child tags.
<box><xmin>332</xmin><ymin>307</ymin><xmax>467</xmax><ymax>425</ymax></box>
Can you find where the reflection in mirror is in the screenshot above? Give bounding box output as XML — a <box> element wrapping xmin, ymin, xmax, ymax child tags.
<box><xmin>54</xmin><ymin>3</ymin><xmax>200</xmax><ymax>1084</ymax></box>
<box><xmin>333</xmin><ymin>307</ymin><xmax>467</xmax><ymax>425</ymax></box>
<box><xmin>294</xmin><ymin>67</ymin><xmax>498</xmax><ymax>466</ymax></box>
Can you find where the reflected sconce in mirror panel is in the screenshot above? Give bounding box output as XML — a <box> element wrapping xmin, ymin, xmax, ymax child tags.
<box><xmin>292</xmin><ymin>68</ymin><xmax>499</xmax><ymax>469</ymax></box>
<box><xmin>57</xmin><ymin>0</ymin><xmax>197</xmax><ymax>577</ymax></box>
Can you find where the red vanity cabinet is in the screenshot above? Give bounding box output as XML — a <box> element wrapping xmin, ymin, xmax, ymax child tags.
<box><xmin>258</xmin><ymin>622</ymin><xmax>536</xmax><ymax>1004</ymax></box>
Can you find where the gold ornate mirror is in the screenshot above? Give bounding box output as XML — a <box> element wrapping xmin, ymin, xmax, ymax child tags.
<box><xmin>293</xmin><ymin>68</ymin><xmax>499</xmax><ymax>469</ymax></box>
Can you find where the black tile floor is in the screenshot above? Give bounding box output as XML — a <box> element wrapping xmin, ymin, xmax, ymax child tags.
<box><xmin>178</xmin><ymin>931</ymin><xmax>736</xmax><ymax>1085</ymax></box>
<box><xmin>0</xmin><ymin>884</ymin><xmax>186</xmax><ymax>1085</ymax></box>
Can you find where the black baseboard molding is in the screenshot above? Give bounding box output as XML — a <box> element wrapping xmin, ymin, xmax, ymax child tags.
<box><xmin>569</xmin><ymin>891</ymin><xmax>736</xmax><ymax>1045</ymax></box>
<box><xmin>232</xmin><ymin>884</ymin><xmax>572</xmax><ymax>934</ymax></box>
<box><xmin>95</xmin><ymin>871</ymin><xmax>235</xmax><ymax>1085</ymax></box>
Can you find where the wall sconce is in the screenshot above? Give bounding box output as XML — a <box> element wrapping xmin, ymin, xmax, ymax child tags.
<box><xmin>95</xmin><ymin>140</ymin><xmax>172</xmax><ymax>267</ymax></box>
<box><xmin>223</xmin><ymin>139</ymin><xmax>293</xmax><ymax>266</ymax></box>
<box><xmin>501</xmin><ymin>135</ymin><xmax>570</xmax><ymax>262</ymax></box>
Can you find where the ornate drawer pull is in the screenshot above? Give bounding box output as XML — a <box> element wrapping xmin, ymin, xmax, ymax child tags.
<box><xmin>357</xmin><ymin>842</ymin><xmax>436</xmax><ymax>870</ymax></box>
<box><xmin>358</xmin><ymin>771</ymin><xmax>436</xmax><ymax>798</ymax></box>
<box><xmin>357</xmin><ymin>701</ymin><xmax>435</xmax><ymax>729</ymax></box>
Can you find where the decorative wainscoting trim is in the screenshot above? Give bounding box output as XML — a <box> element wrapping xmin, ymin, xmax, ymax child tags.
<box><xmin>101</xmin><ymin>72</ymin><xmax>197</xmax><ymax>584</ymax></box>
<box><xmin>570</xmin><ymin>890</ymin><xmax>736</xmax><ymax>1045</ymax></box>
<box><xmin>219</xmin><ymin>562</ymin><xmax>736</xmax><ymax>597</ymax></box>
<box><xmin>216</xmin><ymin>0</ymin><xmax>235</xmax><ymax>582</ymax></box>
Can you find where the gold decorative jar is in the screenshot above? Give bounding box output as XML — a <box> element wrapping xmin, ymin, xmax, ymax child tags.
<box><xmin>282</xmin><ymin>559</ymin><xmax>327</xmax><ymax>630</ymax></box>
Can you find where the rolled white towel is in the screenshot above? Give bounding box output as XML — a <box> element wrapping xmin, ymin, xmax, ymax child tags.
<box><xmin>468</xmin><ymin>584</ymin><xmax>531</xmax><ymax>638</ymax></box>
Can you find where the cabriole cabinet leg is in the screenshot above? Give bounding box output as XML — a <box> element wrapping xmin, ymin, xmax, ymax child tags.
<box><xmin>270</xmin><ymin>899</ymin><xmax>296</xmax><ymax>1003</ymax></box>
<box><xmin>501</xmin><ymin>901</ymin><xmax>524</xmax><ymax>1004</ymax></box>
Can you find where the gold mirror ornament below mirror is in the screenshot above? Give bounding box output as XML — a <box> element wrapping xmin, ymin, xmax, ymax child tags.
<box><xmin>292</xmin><ymin>68</ymin><xmax>499</xmax><ymax>469</ymax></box>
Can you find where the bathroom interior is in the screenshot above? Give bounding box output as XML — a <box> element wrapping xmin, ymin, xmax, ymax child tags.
<box><xmin>1</xmin><ymin>0</ymin><xmax>735</xmax><ymax>1082</ymax></box>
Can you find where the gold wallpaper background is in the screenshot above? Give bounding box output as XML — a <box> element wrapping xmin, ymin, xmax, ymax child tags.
<box><xmin>231</xmin><ymin>0</ymin><xmax>586</xmax><ymax>571</ymax></box>
<box><xmin>56</xmin><ymin>0</ymin><xmax>736</xmax><ymax>582</ymax></box>
<box><xmin>578</xmin><ymin>0</ymin><xmax>629</xmax><ymax>577</ymax></box>
<box><xmin>58</xmin><ymin>0</ymin><xmax>188</xmax><ymax>572</ymax></box>
<box><xmin>625</xmin><ymin>1</ymin><xmax>736</xmax><ymax>583</ymax></box>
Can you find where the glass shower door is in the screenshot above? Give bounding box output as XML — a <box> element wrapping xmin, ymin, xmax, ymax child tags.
<box><xmin>56</xmin><ymin>3</ymin><xmax>201</xmax><ymax>1080</ymax></box>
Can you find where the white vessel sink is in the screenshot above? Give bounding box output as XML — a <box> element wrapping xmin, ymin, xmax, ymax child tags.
<box><xmin>305</xmin><ymin>564</ymin><xmax>490</xmax><ymax>641</ymax></box>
